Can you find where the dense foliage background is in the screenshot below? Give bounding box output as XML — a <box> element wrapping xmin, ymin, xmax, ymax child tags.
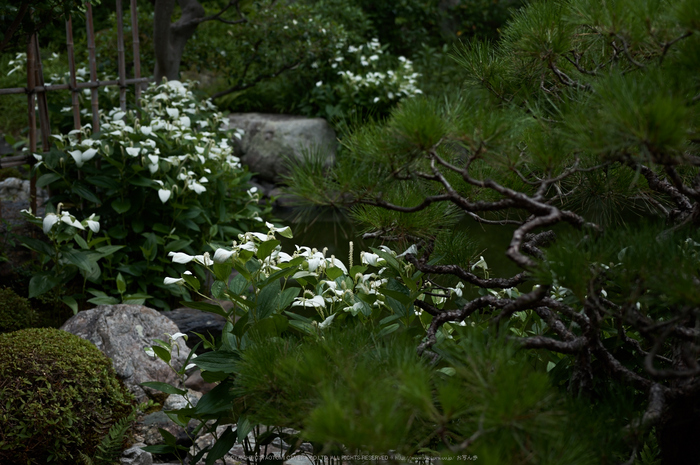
<box><xmin>2</xmin><ymin>0</ymin><xmax>700</xmax><ymax>464</ymax></box>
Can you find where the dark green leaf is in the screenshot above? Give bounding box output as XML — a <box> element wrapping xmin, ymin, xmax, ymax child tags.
<box><xmin>88</xmin><ymin>296</ymin><xmax>120</xmax><ymax>305</ymax></box>
<box><xmin>37</xmin><ymin>172</ymin><xmax>61</xmax><ymax>188</ymax></box>
<box><xmin>71</xmin><ymin>182</ymin><xmax>101</xmax><ymax>204</ymax></box>
<box><xmin>180</xmin><ymin>300</ymin><xmax>228</xmax><ymax>317</ymax></box>
<box><xmin>140</xmin><ymin>381</ymin><xmax>187</xmax><ymax>396</ymax></box>
<box><xmin>256</xmin><ymin>280</ymin><xmax>280</xmax><ymax>320</ymax></box>
<box><xmin>111</xmin><ymin>198</ymin><xmax>132</xmax><ymax>214</ymax></box>
<box><xmin>29</xmin><ymin>273</ymin><xmax>60</xmax><ymax>298</ymax></box>
<box><xmin>257</xmin><ymin>239</ymin><xmax>280</xmax><ymax>261</ymax></box>
<box><xmin>206</xmin><ymin>426</ymin><xmax>237</xmax><ymax>465</ymax></box>
<box><xmin>193</xmin><ymin>351</ymin><xmax>238</xmax><ymax>373</ymax></box>
<box><xmin>152</xmin><ymin>346</ymin><xmax>171</xmax><ymax>364</ymax></box>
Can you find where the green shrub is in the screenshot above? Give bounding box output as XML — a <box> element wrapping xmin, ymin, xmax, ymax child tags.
<box><xmin>0</xmin><ymin>328</ymin><xmax>136</xmax><ymax>464</ymax></box>
<box><xmin>0</xmin><ymin>286</ymin><xmax>36</xmax><ymax>333</ymax></box>
<box><xmin>22</xmin><ymin>80</ymin><xmax>269</xmax><ymax>311</ymax></box>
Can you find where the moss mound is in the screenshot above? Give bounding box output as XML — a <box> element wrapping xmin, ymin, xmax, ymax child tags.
<box><xmin>0</xmin><ymin>328</ymin><xmax>136</xmax><ymax>463</ymax></box>
<box><xmin>0</xmin><ymin>286</ymin><xmax>36</xmax><ymax>333</ymax></box>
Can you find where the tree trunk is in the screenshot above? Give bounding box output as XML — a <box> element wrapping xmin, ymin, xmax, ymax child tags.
<box><xmin>153</xmin><ymin>0</ymin><xmax>205</xmax><ymax>83</ymax></box>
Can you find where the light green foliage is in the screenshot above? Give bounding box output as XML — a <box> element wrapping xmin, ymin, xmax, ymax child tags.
<box><xmin>25</xmin><ymin>80</ymin><xmax>268</xmax><ymax>310</ymax></box>
<box><xmin>0</xmin><ymin>286</ymin><xmax>37</xmax><ymax>333</ymax></box>
<box><xmin>0</xmin><ymin>328</ymin><xmax>136</xmax><ymax>464</ymax></box>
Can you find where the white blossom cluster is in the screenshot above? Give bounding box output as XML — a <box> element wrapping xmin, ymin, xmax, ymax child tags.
<box><xmin>318</xmin><ymin>38</ymin><xmax>422</xmax><ymax>105</ymax></box>
<box><xmin>164</xmin><ymin>224</ymin><xmax>418</xmax><ymax>327</ymax></box>
<box><xmin>45</xmin><ymin>80</ymin><xmax>245</xmax><ymax>205</ymax></box>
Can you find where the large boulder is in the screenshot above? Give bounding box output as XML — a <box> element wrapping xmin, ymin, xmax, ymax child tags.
<box><xmin>226</xmin><ymin>113</ymin><xmax>337</xmax><ymax>184</ymax></box>
<box><xmin>61</xmin><ymin>304</ymin><xmax>190</xmax><ymax>403</ymax></box>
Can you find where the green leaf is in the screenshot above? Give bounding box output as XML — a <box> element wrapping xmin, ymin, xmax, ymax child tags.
<box><xmin>61</xmin><ymin>296</ymin><xmax>79</xmax><ymax>315</ymax></box>
<box><xmin>228</xmin><ymin>273</ymin><xmax>248</xmax><ymax>295</ymax></box>
<box><xmin>71</xmin><ymin>182</ymin><xmax>101</xmax><ymax>204</ymax></box>
<box><xmin>325</xmin><ymin>266</ymin><xmax>344</xmax><ymax>280</ymax></box>
<box><xmin>140</xmin><ymin>381</ymin><xmax>187</xmax><ymax>396</ymax></box>
<box><xmin>129</xmin><ymin>176</ymin><xmax>154</xmax><ymax>187</ymax></box>
<box><xmin>88</xmin><ymin>296</ymin><xmax>120</xmax><ymax>305</ymax></box>
<box><xmin>73</xmin><ymin>234</ymin><xmax>89</xmax><ymax>250</ymax></box>
<box><xmin>116</xmin><ymin>272</ymin><xmax>127</xmax><ymax>293</ymax></box>
<box><xmin>62</xmin><ymin>249</ymin><xmax>93</xmax><ymax>273</ymax></box>
<box><xmin>29</xmin><ymin>273</ymin><xmax>60</xmax><ymax>298</ymax></box>
<box><xmin>279</xmin><ymin>287</ymin><xmax>301</xmax><ymax>310</ymax></box>
<box><xmin>193</xmin><ymin>351</ymin><xmax>238</xmax><ymax>373</ymax></box>
<box><xmin>18</xmin><ymin>236</ymin><xmax>54</xmax><ymax>257</ymax></box>
<box><xmin>95</xmin><ymin>245</ymin><xmax>125</xmax><ymax>257</ymax></box>
<box><xmin>194</xmin><ymin>381</ymin><xmax>238</xmax><ymax>415</ymax></box>
<box><xmin>165</xmin><ymin>239</ymin><xmax>193</xmax><ymax>253</ymax></box>
<box><xmin>180</xmin><ymin>300</ymin><xmax>228</xmax><ymax>317</ymax></box>
<box><xmin>111</xmin><ymin>198</ymin><xmax>132</xmax><ymax>214</ymax></box>
<box><xmin>108</xmin><ymin>225</ymin><xmax>128</xmax><ymax>240</ymax></box>
<box><xmin>377</xmin><ymin>323</ymin><xmax>399</xmax><ymax>337</ymax></box>
<box><xmin>349</xmin><ymin>265</ymin><xmax>368</xmax><ymax>277</ymax></box>
<box><xmin>37</xmin><ymin>172</ymin><xmax>61</xmax><ymax>188</ymax></box>
<box><xmin>252</xmin><ymin>314</ymin><xmax>288</xmax><ymax>337</ymax></box>
<box><xmin>256</xmin><ymin>280</ymin><xmax>280</xmax><ymax>320</ymax></box>
<box><xmin>211</xmin><ymin>280</ymin><xmax>227</xmax><ymax>299</ymax></box>
<box><xmin>152</xmin><ymin>345</ymin><xmax>171</xmax><ymax>364</ymax></box>
<box><xmin>206</xmin><ymin>426</ymin><xmax>237</xmax><ymax>465</ymax></box>
<box><xmin>213</xmin><ymin>263</ymin><xmax>232</xmax><ymax>282</ymax></box>
<box><xmin>257</xmin><ymin>239</ymin><xmax>280</xmax><ymax>261</ymax></box>
<box><xmin>237</xmin><ymin>416</ymin><xmax>253</xmax><ymax>444</ymax></box>
<box><xmin>183</xmin><ymin>274</ymin><xmax>201</xmax><ymax>291</ymax></box>
<box><xmin>86</xmin><ymin>175</ymin><xmax>120</xmax><ymax>190</ymax></box>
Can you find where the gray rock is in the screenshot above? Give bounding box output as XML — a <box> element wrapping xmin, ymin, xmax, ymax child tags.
<box><xmin>0</xmin><ymin>177</ymin><xmax>49</xmax><ymax>202</ymax></box>
<box><xmin>164</xmin><ymin>306</ymin><xmax>227</xmax><ymax>346</ymax></box>
<box><xmin>121</xmin><ymin>443</ymin><xmax>153</xmax><ymax>465</ymax></box>
<box><xmin>226</xmin><ymin>113</ymin><xmax>337</xmax><ymax>184</ymax></box>
<box><xmin>60</xmin><ymin>304</ymin><xmax>190</xmax><ymax>403</ymax></box>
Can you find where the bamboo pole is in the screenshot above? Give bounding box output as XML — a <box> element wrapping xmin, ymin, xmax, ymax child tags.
<box><xmin>130</xmin><ymin>0</ymin><xmax>142</xmax><ymax>104</ymax></box>
<box><xmin>27</xmin><ymin>34</ymin><xmax>37</xmax><ymax>217</ymax></box>
<box><xmin>34</xmin><ymin>39</ymin><xmax>51</xmax><ymax>153</ymax></box>
<box><xmin>66</xmin><ymin>15</ymin><xmax>81</xmax><ymax>131</ymax></box>
<box><xmin>85</xmin><ymin>2</ymin><xmax>100</xmax><ymax>132</ymax></box>
<box><xmin>116</xmin><ymin>0</ymin><xmax>127</xmax><ymax>111</ymax></box>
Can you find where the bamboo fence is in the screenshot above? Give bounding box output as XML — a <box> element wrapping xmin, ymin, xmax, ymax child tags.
<box><xmin>0</xmin><ymin>0</ymin><xmax>151</xmax><ymax>220</ymax></box>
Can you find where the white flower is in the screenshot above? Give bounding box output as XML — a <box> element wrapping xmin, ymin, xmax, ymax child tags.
<box><xmin>361</xmin><ymin>252</ymin><xmax>384</xmax><ymax>267</ymax></box>
<box><xmin>158</xmin><ymin>189</ymin><xmax>171</xmax><ymax>203</ymax></box>
<box><xmin>126</xmin><ymin>147</ymin><xmax>141</xmax><ymax>157</ymax></box>
<box><xmin>239</xmin><ymin>241</ymin><xmax>257</xmax><ymax>252</ymax></box>
<box><xmin>42</xmin><ymin>213</ymin><xmax>59</xmax><ymax>234</ymax></box>
<box><xmin>471</xmin><ymin>256</ymin><xmax>488</xmax><ymax>272</ymax></box>
<box><xmin>292</xmin><ymin>295</ymin><xmax>326</xmax><ymax>308</ymax></box>
<box><xmin>265</xmin><ymin>222</ymin><xmax>292</xmax><ymax>237</ymax></box>
<box><xmin>194</xmin><ymin>253</ymin><xmax>214</xmax><ymax>266</ymax></box>
<box><xmin>140</xmin><ymin>126</ymin><xmax>153</xmax><ymax>136</ymax></box>
<box><xmin>168</xmin><ymin>251</ymin><xmax>195</xmax><ymax>264</ymax></box>
<box><xmin>189</xmin><ymin>182</ymin><xmax>206</xmax><ymax>194</ymax></box>
<box><xmin>168</xmin><ymin>332</ymin><xmax>188</xmax><ymax>341</ymax></box>
<box><xmin>316</xmin><ymin>81</ymin><xmax>323</xmax><ymax>87</ymax></box>
<box><xmin>307</xmin><ymin>251</ymin><xmax>326</xmax><ymax>272</ymax></box>
<box><xmin>85</xmin><ymin>213</ymin><xmax>100</xmax><ymax>233</ymax></box>
<box><xmin>68</xmin><ymin>148</ymin><xmax>98</xmax><ymax>168</ymax></box>
<box><xmin>144</xmin><ymin>347</ymin><xmax>155</xmax><ymax>357</ymax></box>
<box><xmin>213</xmin><ymin>248</ymin><xmax>235</xmax><ymax>263</ymax></box>
<box><xmin>179</xmin><ymin>116</ymin><xmax>191</xmax><ymax>128</ymax></box>
<box><xmin>61</xmin><ymin>211</ymin><xmax>85</xmax><ymax>229</ymax></box>
<box><xmin>112</xmin><ymin>111</ymin><xmax>126</xmax><ymax>121</ymax></box>
<box><xmin>164</xmin><ymin>277</ymin><xmax>185</xmax><ymax>285</ymax></box>
<box><xmin>166</xmin><ymin>108</ymin><xmax>180</xmax><ymax>119</ymax></box>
